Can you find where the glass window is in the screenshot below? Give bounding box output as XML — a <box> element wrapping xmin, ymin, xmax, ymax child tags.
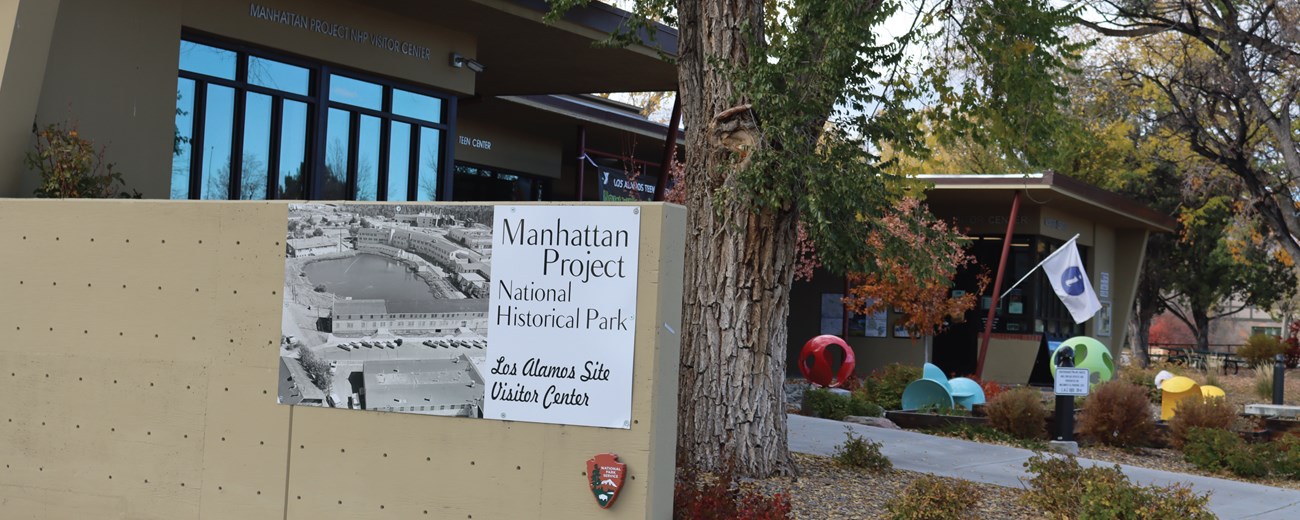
<box><xmin>241</xmin><ymin>92</ymin><xmax>272</xmax><ymax>200</ymax></box>
<box><xmin>392</xmin><ymin>88</ymin><xmax>442</xmax><ymax>123</ymax></box>
<box><xmin>388</xmin><ymin>122</ymin><xmax>411</xmax><ymax>201</ymax></box>
<box><xmin>417</xmin><ymin>127</ymin><xmax>441</xmax><ymax>201</ymax></box>
<box><xmin>356</xmin><ymin>115</ymin><xmax>381</xmax><ymax>201</ymax></box>
<box><xmin>179</xmin><ymin>41</ymin><xmax>236</xmax><ymax>79</ymax></box>
<box><xmin>200</xmin><ymin>85</ymin><xmax>235</xmax><ymax>200</ymax></box>
<box><xmin>248</xmin><ymin>57</ymin><xmax>310</xmax><ymax>95</ymax></box>
<box><xmin>324</xmin><ymin>108</ymin><xmax>351</xmax><ymax>200</ymax></box>
<box><xmin>278</xmin><ymin>100</ymin><xmax>309</xmax><ymax>199</ymax></box>
<box><xmin>175</xmin><ymin>38</ymin><xmax>451</xmax><ymax>202</ymax></box>
<box><xmin>171</xmin><ymin>79</ymin><xmax>196</xmax><ymax>200</ymax></box>
<box><xmin>329</xmin><ymin>74</ymin><xmax>382</xmax><ymax>110</ymax></box>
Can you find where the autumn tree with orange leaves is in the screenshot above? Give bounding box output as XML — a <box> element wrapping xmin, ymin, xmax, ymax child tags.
<box><xmin>797</xmin><ymin>197</ymin><xmax>987</xmax><ymax>339</ymax></box>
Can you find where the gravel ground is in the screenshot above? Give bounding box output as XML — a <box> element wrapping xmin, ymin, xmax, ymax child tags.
<box><xmin>749</xmin><ymin>453</ymin><xmax>1039</xmax><ymax>519</ymax></box>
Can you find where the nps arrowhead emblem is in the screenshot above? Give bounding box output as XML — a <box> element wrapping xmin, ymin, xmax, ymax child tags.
<box><xmin>586</xmin><ymin>453</ymin><xmax>627</xmax><ymax>509</ymax></box>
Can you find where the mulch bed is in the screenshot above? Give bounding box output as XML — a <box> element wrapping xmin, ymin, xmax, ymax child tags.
<box><xmin>748</xmin><ymin>453</ymin><xmax>1039</xmax><ymax>519</ymax></box>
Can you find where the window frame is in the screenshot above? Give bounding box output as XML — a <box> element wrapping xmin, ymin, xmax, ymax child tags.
<box><xmin>175</xmin><ymin>31</ymin><xmax>456</xmax><ymax>201</ymax></box>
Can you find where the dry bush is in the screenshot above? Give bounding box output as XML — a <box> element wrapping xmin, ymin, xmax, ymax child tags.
<box><xmin>985</xmin><ymin>387</ymin><xmax>1048</xmax><ymax>440</ymax></box>
<box><xmin>1168</xmin><ymin>398</ymin><xmax>1237</xmax><ymax>449</ymax></box>
<box><xmin>886</xmin><ymin>475</ymin><xmax>979</xmax><ymax>520</ymax></box>
<box><xmin>1240</xmin><ymin>334</ymin><xmax>1286</xmax><ymax>368</ymax></box>
<box><xmin>1077</xmin><ymin>381</ymin><xmax>1155</xmax><ymax>447</ymax></box>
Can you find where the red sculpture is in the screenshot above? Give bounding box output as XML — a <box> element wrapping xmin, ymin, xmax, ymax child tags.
<box><xmin>799</xmin><ymin>335</ymin><xmax>856</xmax><ymax>388</ymax></box>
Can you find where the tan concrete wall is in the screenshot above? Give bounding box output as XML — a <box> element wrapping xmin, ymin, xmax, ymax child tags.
<box><xmin>0</xmin><ymin>0</ymin><xmax>60</xmax><ymax>197</ymax></box>
<box><xmin>1113</xmin><ymin>228</ymin><xmax>1149</xmax><ymax>355</ymax></box>
<box><xmin>846</xmin><ymin>336</ymin><xmax>927</xmax><ymax>374</ymax></box>
<box><xmin>456</xmin><ymin>117</ymin><xmax>562</xmax><ymax>179</ymax></box>
<box><xmin>1039</xmin><ymin>205</ymin><xmax>1094</xmax><ymax>246</ymax></box>
<box><xmin>0</xmin><ymin>199</ymin><xmax>684</xmax><ymax>520</ymax></box>
<box><xmin>33</xmin><ymin>0</ymin><xmax>184</xmax><ymax>198</ymax></box>
<box><xmin>180</xmin><ymin>0</ymin><xmax>475</xmax><ymax>94</ymax></box>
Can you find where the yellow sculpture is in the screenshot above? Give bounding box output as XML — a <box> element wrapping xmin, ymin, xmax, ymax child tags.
<box><xmin>1160</xmin><ymin>376</ymin><xmax>1201</xmax><ymax>420</ymax></box>
<box><xmin>1200</xmin><ymin>385</ymin><xmax>1225</xmax><ymax>400</ymax></box>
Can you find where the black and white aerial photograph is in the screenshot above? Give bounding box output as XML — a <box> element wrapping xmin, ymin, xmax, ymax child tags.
<box><xmin>278</xmin><ymin>203</ymin><xmax>493</xmax><ymax>418</ymax></box>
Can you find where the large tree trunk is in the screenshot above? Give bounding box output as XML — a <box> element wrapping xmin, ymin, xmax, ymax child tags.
<box><xmin>673</xmin><ymin>0</ymin><xmax>797</xmax><ymax>477</ymax></box>
<box><xmin>1133</xmin><ymin>307</ymin><xmax>1153</xmax><ymax>368</ymax></box>
<box><xmin>1132</xmin><ymin>269</ymin><xmax>1161</xmax><ymax>368</ymax></box>
<box><xmin>1192</xmin><ymin>309</ymin><xmax>1211</xmax><ymax>352</ymax></box>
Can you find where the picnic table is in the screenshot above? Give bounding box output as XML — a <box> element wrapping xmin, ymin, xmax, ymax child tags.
<box><xmin>1155</xmin><ymin>347</ymin><xmax>1242</xmax><ymax>375</ymax></box>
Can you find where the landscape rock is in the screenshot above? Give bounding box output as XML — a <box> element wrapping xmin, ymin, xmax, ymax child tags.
<box><xmin>844</xmin><ymin>416</ymin><xmax>900</xmax><ymax>429</ymax></box>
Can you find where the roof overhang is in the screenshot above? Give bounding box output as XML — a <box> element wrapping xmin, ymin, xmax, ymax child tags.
<box><xmin>917</xmin><ymin>172</ymin><xmax>1177</xmax><ymax>233</ymax></box>
<box><xmin>363</xmin><ymin>0</ymin><xmax>678</xmax><ymax>96</ymax></box>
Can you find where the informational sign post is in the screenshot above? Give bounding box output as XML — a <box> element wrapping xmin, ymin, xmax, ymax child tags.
<box><xmin>1054</xmin><ymin>367</ymin><xmax>1091</xmax><ymax>396</ymax></box>
<box><xmin>276</xmin><ymin>203</ymin><xmax>643</xmax><ymax>430</ymax></box>
<box><xmin>484</xmin><ymin>205</ymin><xmax>642</xmax><ymax>428</ymax></box>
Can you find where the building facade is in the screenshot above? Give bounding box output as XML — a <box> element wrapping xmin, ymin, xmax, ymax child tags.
<box><xmin>332</xmin><ymin>298</ymin><xmax>488</xmax><ymax>335</ymax></box>
<box><xmin>0</xmin><ymin>0</ymin><xmax>681</xmax><ymax>202</ymax></box>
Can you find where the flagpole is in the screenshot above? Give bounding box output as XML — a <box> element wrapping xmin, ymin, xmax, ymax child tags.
<box><xmin>998</xmin><ymin>233</ymin><xmax>1080</xmax><ymax>300</ymax></box>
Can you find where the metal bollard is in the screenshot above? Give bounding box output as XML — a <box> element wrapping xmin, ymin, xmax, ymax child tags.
<box><xmin>1275</xmin><ymin>353</ymin><xmax>1286</xmax><ymax>405</ymax></box>
<box><xmin>1056</xmin><ymin>346</ymin><xmax>1075</xmax><ymax>442</ymax></box>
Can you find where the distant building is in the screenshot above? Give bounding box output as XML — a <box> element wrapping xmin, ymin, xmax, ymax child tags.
<box><xmin>446</xmin><ymin>225</ymin><xmax>493</xmax><ymax>257</ymax></box>
<box><xmin>356</xmin><ymin>225</ymin><xmax>487</xmax><ymax>273</ymax></box>
<box><xmin>361</xmin><ymin>357</ymin><xmax>483</xmax><ymax>416</ymax></box>
<box><xmin>456</xmin><ymin>272</ymin><xmax>488</xmax><ymax>298</ymax></box>
<box><xmin>332</xmin><ymin>298</ymin><xmax>488</xmax><ymax>335</ymax></box>
<box><xmin>278</xmin><ymin>357</ymin><xmax>326</xmax><ymax>406</ymax></box>
<box><xmin>286</xmin><ymin>236</ymin><xmax>342</xmax><ymax>257</ymax></box>
<box><xmin>396</xmin><ymin>214</ymin><xmax>454</xmax><ymax>228</ymax></box>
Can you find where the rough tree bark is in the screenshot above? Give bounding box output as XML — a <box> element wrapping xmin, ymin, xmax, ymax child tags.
<box><xmin>1131</xmin><ymin>252</ymin><xmax>1166</xmax><ymax>368</ymax></box>
<box><xmin>673</xmin><ymin>0</ymin><xmax>798</xmax><ymax>477</ymax></box>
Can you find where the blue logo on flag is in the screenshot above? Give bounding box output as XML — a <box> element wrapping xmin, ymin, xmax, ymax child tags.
<box><xmin>1061</xmin><ymin>267</ymin><xmax>1085</xmax><ymax>296</ymax></box>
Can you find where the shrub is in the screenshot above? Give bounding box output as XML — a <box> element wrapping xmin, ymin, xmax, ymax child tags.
<box><xmin>833</xmin><ymin>428</ymin><xmax>892</xmax><ymax>472</ymax></box>
<box><xmin>1021</xmin><ymin>453</ymin><xmax>1214</xmax><ymax>520</ymax></box>
<box><xmin>985</xmin><ymin>387</ymin><xmax>1047</xmax><ymax>440</ymax></box>
<box><xmin>917</xmin><ymin>403</ymin><xmax>969</xmax><ymax>416</ymax></box>
<box><xmin>1240</xmin><ymin>333</ymin><xmax>1286</xmax><ymax>368</ymax></box>
<box><xmin>930</xmin><ymin>423</ymin><xmax>1048</xmax><ymax>451</ymax></box>
<box><xmin>865</xmin><ymin>363</ymin><xmax>922</xmax><ymax>411</ymax></box>
<box><xmin>804</xmin><ymin>388</ymin><xmax>883</xmax><ymax>420</ymax></box>
<box><xmin>1077</xmin><ymin>380</ymin><xmax>1156</xmax><ymax>447</ymax></box>
<box><xmin>1182</xmin><ymin>427</ymin><xmax>1273</xmax><ymax>478</ymax></box>
<box><xmin>1117</xmin><ymin>363</ymin><xmax>1165</xmax><ymax>403</ymax></box>
<box><xmin>980</xmin><ymin>379</ymin><xmax>1006</xmax><ymax>402</ymax></box>
<box><xmin>26</xmin><ymin>122</ymin><xmax>139</xmax><ymax>198</ymax></box>
<box><xmin>673</xmin><ymin>465</ymin><xmax>791</xmax><ymax>520</ymax></box>
<box><xmin>1274</xmin><ymin>435</ymin><xmax>1300</xmax><ymax>479</ymax></box>
<box><xmin>1168</xmin><ymin>397</ymin><xmax>1237</xmax><ymax>449</ymax></box>
<box><xmin>885</xmin><ymin>475</ymin><xmax>979</xmax><ymax>520</ymax></box>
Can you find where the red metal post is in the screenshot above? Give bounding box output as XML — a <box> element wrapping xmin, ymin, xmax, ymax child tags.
<box><xmin>653</xmin><ymin>93</ymin><xmax>682</xmax><ymax>202</ymax></box>
<box><xmin>975</xmin><ymin>191</ymin><xmax>1022</xmax><ymax>379</ymax></box>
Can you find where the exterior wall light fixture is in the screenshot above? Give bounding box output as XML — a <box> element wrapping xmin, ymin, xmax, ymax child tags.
<box><xmin>449</xmin><ymin>53</ymin><xmax>486</xmax><ymax>73</ymax></box>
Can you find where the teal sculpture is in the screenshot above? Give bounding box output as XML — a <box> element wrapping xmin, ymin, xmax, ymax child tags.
<box><xmin>901</xmin><ymin>363</ymin><xmax>986</xmax><ymax>411</ymax></box>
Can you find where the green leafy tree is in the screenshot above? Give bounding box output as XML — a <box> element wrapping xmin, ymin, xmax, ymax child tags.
<box><xmin>1079</xmin><ymin>1</ymin><xmax>1300</xmax><ymax>268</ymax></box>
<box><xmin>1161</xmin><ymin>188</ymin><xmax>1296</xmax><ymax>352</ymax></box>
<box><xmin>549</xmin><ymin>0</ymin><xmax>1077</xmax><ymax>477</ymax></box>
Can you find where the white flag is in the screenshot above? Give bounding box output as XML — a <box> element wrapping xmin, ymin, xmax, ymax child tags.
<box><xmin>1042</xmin><ymin>239</ymin><xmax>1101</xmax><ymax>323</ymax></box>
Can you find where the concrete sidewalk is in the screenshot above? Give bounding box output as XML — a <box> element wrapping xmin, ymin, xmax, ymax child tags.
<box><xmin>789</xmin><ymin>414</ymin><xmax>1300</xmax><ymax>519</ymax></box>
